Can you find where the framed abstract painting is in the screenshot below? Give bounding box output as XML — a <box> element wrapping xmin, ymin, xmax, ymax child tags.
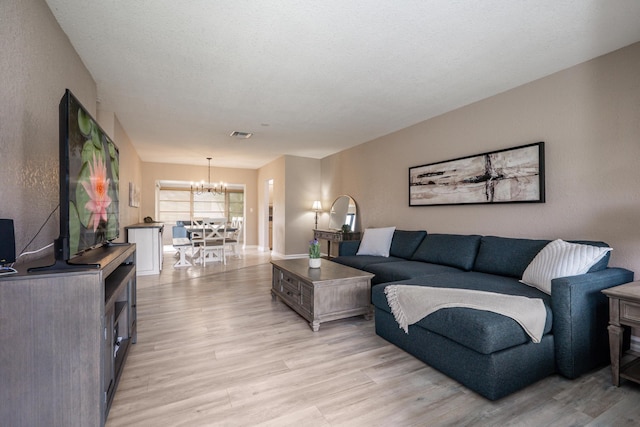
<box><xmin>409</xmin><ymin>142</ymin><xmax>545</xmax><ymax>206</ymax></box>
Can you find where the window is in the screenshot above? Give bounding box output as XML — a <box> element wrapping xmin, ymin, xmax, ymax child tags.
<box><xmin>158</xmin><ymin>190</ymin><xmax>191</xmax><ymax>225</ymax></box>
<box><xmin>157</xmin><ymin>187</ymin><xmax>244</xmax><ymax>224</ymax></box>
<box><xmin>193</xmin><ymin>192</ymin><xmax>226</xmax><ymax>219</ymax></box>
<box><xmin>227</xmin><ymin>191</ymin><xmax>244</xmax><ymax>222</ymax></box>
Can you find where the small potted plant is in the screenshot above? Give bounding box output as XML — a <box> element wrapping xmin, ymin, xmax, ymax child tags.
<box><xmin>309</xmin><ymin>239</ymin><xmax>321</xmax><ymax>268</ymax></box>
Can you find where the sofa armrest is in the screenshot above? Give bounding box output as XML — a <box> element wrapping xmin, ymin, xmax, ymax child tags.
<box><xmin>338</xmin><ymin>240</ymin><xmax>360</xmax><ymax>256</ymax></box>
<box><xmin>551</xmin><ymin>267</ymin><xmax>634</xmax><ymax>378</ymax></box>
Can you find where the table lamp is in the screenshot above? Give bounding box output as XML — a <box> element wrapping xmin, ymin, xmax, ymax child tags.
<box><xmin>312</xmin><ymin>200</ymin><xmax>322</xmax><ymax>229</ymax></box>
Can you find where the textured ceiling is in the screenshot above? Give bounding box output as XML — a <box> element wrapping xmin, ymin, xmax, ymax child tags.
<box><xmin>44</xmin><ymin>0</ymin><xmax>640</xmax><ymax>169</ymax></box>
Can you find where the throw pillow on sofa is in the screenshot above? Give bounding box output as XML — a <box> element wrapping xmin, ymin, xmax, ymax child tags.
<box><xmin>357</xmin><ymin>226</ymin><xmax>396</xmax><ymax>257</ymax></box>
<box><xmin>520</xmin><ymin>239</ymin><xmax>612</xmax><ymax>294</ymax></box>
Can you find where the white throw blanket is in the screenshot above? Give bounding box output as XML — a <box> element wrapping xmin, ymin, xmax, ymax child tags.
<box><xmin>384</xmin><ymin>285</ymin><xmax>546</xmax><ymax>343</ymax></box>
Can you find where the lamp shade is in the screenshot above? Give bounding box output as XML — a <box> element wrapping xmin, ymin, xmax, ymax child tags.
<box><xmin>312</xmin><ymin>200</ymin><xmax>322</xmax><ymax>211</ymax></box>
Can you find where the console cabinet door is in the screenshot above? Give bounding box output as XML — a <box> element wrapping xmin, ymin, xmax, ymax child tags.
<box><xmin>104</xmin><ymin>306</ymin><xmax>115</xmax><ymax>405</ymax></box>
<box><xmin>126</xmin><ymin>225</ymin><xmax>163</xmax><ymax>275</ymax></box>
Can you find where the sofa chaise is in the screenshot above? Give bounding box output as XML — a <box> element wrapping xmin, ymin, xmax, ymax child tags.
<box><xmin>334</xmin><ymin>230</ymin><xmax>634</xmax><ymax>400</ymax></box>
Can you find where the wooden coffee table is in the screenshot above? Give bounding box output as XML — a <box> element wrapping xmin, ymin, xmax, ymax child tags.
<box><xmin>271</xmin><ymin>258</ymin><xmax>374</xmax><ymax>331</ymax></box>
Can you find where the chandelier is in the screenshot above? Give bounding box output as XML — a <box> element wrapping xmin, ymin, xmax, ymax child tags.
<box><xmin>191</xmin><ymin>157</ymin><xmax>227</xmax><ymax>196</ymax></box>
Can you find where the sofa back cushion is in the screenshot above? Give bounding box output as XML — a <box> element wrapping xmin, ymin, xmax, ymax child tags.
<box><xmin>389</xmin><ymin>230</ymin><xmax>427</xmax><ymax>259</ymax></box>
<box><xmin>473</xmin><ymin>236</ymin><xmax>549</xmax><ymax>278</ymax></box>
<box><xmin>473</xmin><ymin>236</ymin><xmax>613</xmax><ymax>278</ymax></box>
<box><xmin>411</xmin><ymin>234</ymin><xmax>481</xmax><ymax>271</ymax></box>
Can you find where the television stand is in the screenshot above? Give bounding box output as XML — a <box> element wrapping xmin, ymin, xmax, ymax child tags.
<box><xmin>27</xmin><ymin>258</ymin><xmax>100</xmax><ymax>273</ymax></box>
<box><xmin>0</xmin><ymin>244</ymin><xmax>137</xmax><ymax>426</ymax></box>
<box><xmin>106</xmin><ymin>241</ymin><xmax>130</xmax><ymax>247</ymax></box>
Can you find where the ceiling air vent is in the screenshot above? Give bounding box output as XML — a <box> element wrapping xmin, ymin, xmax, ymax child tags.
<box><xmin>230</xmin><ymin>131</ymin><xmax>253</xmax><ymax>139</ymax></box>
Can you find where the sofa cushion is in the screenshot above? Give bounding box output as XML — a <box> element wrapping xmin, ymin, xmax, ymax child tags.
<box><xmin>374</xmin><ymin>309</ymin><xmax>556</xmax><ymax>401</ymax></box>
<box><xmin>366</xmin><ymin>260</ymin><xmax>463</xmax><ymax>285</ymax></box>
<box><xmin>389</xmin><ymin>230</ymin><xmax>427</xmax><ymax>259</ymax></box>
<box><xmin>338</xmin><ymin>240</ymin><xmax>360</xmax><ymax>256</ymax></box>
<box><xmin>411</xmin><ymin>234</ymin><xmax>481</xmax><ymax>271</ymax></box>
<box><xmin>332</xmin><ymin>255</ymin><xmax>403</xmax><ymax>271</ymax></box>
<box><xmin>372</xmin><ymin>272</ymin><xmax>552</xmax><ymax>355</ymax></box>
<box><xmin>473</xmin><ymin>236</ymin><xmax>612</xmax><ymax>278</ymax></box>
<box><xmin>473</xmin><ymin>236</ymin><xmax>550</xmax><ymax>278</ymax></box>
<box><xmin>357</xmin><ymin>227</ymin><xmax>396</xmax><ymax>257</ymax></box>
<box><xmin>520</xmin><ymin>239</ymin><xmax>613</xmax><ymax>294</ymax></box>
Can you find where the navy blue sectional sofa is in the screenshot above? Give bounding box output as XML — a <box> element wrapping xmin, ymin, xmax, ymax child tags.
<box><xmin>334</xmin><ymin>231</ymin><xmax>634</xmax><ymax>400</ymax></box>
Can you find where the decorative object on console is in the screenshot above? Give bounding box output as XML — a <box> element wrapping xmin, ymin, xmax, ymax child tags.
<box><xmin>341</xmin><ymin>224</ymin><xmax>351</xmax><ymax>233</ymax></box>
<box><xmin>309</xmin><ymin>239</ymin><xmax>321</xmax><ymax>268</ymax></box>
<box><xmin>409</xmin><ymin>141</ymin><xmax>545</xmax><ymax>206</ymax></box>
<box><xmin>311</xmin><ymin>200</ymin><xmax>322</xmax><ymax>229</ymax></box>
<box><xmin>309</xmin><ymin>258</ymin><xmax>321</xmax><ymax>268</ymax></box>
<box><xmin>328</xmin><ymin>195</ymin><xmax>357</xmax><ymax>231</ymax></box>
<box><xmin>128</xmin><ymin>182</ymin><xmax>140</xmax><ymax>208</ymax></box>
<box><xmin>356</xmin><ymin>226</ymin><xmax>396</xmax><ymax>257</ymax></box>
<box><xmin>191</xmin><ymin>157</ymin><xmax>226</xmax><ymax>196</ymax></box>
<box><xmin>314</xmin><ymin>195</ymin><xmax>360</xmax><ymax>258</ymax></box>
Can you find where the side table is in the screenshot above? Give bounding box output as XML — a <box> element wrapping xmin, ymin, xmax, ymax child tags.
<box><xmin>313</xmin><ymin>229</ymin><xmax>361</xmax><ymax>258</ymax></box>
<box><xmin>602</xmin><ymin>281</ymin><xmax>640</xmax><ymax>386</ymax></box>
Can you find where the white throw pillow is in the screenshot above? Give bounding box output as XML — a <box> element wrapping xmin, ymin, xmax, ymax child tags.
<box><xmin>520</xmin><ymin>239</ymin><xmax>612</xmax><ymax>294</ymax></box>
<box><xmin>356</xmin><ymin>227</ymin><xmax>396</xmax><ymax>257</ymax></box>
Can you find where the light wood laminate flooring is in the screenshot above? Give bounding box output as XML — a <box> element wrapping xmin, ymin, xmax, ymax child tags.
<box><xmin>107</xmin><ymin>249</ymin><xmax>640</xmax><ymax>426</ymax></box>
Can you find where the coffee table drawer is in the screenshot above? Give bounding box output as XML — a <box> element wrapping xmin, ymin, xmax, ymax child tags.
<box><xmin>280</xmin><ymin>270</ymin><xmax>300</xmax><ymax>290</ymax></box>
<box><xmin>274</xmin><ymin>270</ymin><xmax>297</xmax><ymax>303</ymax></box>
<box><xmin>280</xmin><ymin>273</ymin><xmax>313</xmax><ymax>314</ymax></box>
<box><xmin>281</xmin><ymin>283</ymin><xmax>300</xmax><ymax>306</ymax></box>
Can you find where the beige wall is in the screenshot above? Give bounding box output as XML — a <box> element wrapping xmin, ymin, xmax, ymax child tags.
<box><xmin>284</xmin><ymin>156</ymin><xmax>322</xmax><ymax>255</ymax></box>
<box><xmin>140</xmin><ymin>162</ymin><xmax>259</xmax><ymax>246</ymax></box>
<box><xmin>258</xmin><ymin>157</ymin><xmax>286</xmax><ymax>254</ymax></box>
<box><xmin>322</xmin><ymin>42</ymin><xmax>640</xmax><ymax>274</ymax></box>
<box><xmin>257</xmin><ymin>155</ymin><xmax>322</xmax><ymax>257</ymax></box>
<box><xmin>0</xmin><ymin>0</ymin><xmax>142</xmax><ymax>264</ymax></box>
<box><xmin>97</xmin><ymin>109</ymin><xmax>143</xmax><ymax>238</ymax></box>
<box><xmin>114</xmin><ymin>113</ymin><xmax>143</xmax><ymax>234</ymax></box>
<box><xmin>1</xmin><ymin>0</ymin><xmax>96</xmax><ymax>264</ymax></box>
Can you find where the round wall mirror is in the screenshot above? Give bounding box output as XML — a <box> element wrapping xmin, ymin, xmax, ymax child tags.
<box><xmin>328</xmin><ymin>195</ymin><xmax>358</xmax><ymax>231</ymax></box>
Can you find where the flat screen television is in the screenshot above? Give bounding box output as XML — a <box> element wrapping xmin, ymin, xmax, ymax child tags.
<box><xmin>30</xmin><ymin>89</ymin><xmax>120</xmax><ymax>271</ymax></box>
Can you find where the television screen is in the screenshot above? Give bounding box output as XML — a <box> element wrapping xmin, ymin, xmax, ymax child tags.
<box><xmin>61</xmin><ymin>89</ymin><xmax>119</xmax><ymax>258</ymax></box>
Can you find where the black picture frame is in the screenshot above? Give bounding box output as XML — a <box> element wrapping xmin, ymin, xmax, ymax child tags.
<box><xmin>409</xmin><ymin>142</ymin><xmax>545</xmax><ymax>206</ymax></box>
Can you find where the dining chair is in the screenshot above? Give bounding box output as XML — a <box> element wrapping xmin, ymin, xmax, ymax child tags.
<box><xmin>189</xmin><ymin>217</ymin><xmax>206</xmax><ymax>263</ymax></box>
<box><xmin>198</xmin><ymin>217</ymin><xmax>227</xmax><ymax>266</ymax></box>
<box><xmin>225</xmin><ymin>217</ymin><xmax>243</xmax><ymax>258</ymax></box>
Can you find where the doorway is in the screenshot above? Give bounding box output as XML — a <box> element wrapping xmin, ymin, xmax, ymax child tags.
<box><xmin>261</xmin><ymin>179</ymin><xmax>273</xmax><ymax>252</ymax></box>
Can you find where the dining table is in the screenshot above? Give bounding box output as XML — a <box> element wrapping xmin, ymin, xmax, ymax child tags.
<box><xmin>181</xmin><ymin>225</ymin><xmax>238</xmax><ymax>264</ymax></box>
